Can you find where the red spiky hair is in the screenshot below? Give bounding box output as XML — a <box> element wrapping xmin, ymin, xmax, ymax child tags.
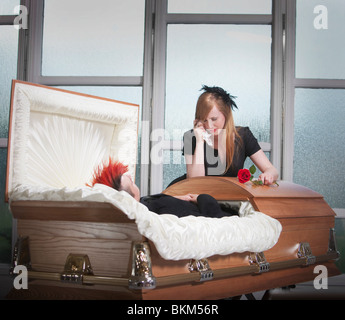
<box><xmin>89</xmin><ymin>157</ymin><xmax>128</xmax><ymax>190</ymax></box>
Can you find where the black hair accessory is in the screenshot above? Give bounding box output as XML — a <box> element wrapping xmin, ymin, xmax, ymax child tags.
<box><xmin>201</xmin><ymin>85</ymin><xmax>238</xmax><ymax>111</ymax></box>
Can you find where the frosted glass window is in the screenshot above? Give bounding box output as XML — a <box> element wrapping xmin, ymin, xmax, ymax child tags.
<box><xmin>165</xmin><ymin>24</ymin><xmax>271</xmax><ymax>143</ymax></box>
<box><xmin>0</xmin><ymin>148</ymin><xmax>12</xmax><ymax>263</ymax></box>
<box><xmin>0</xmin><ymin>0</ymin><xmax>20</xmax><ymax>15</ymax></box>
<box><xmin>42</xmin><ymin>0</ymin><xmax>145</xmax><ymax>76</ymax></box>
<box><xmin>296</xmin><ymin>0</ymin><xmax>345</xmax><ymax>79</ymax></box>
<box><xmin>0</xmin><ymin>26</ymin><xmax>18</xmax><ymax>138</ymax></box>
<box><xmin>168</xmin><ymin>0</ymin><xmax>272</xmax><ymax>14</ymax></box>
<box><xmin>163</xmin><ymin>150</ymin><xmax>186</xmax><ymax>189</ymax></box>
<box><xmin>294</xmin><ymin>89</ymin><xmax>345</xmax><ymax>209</ymax></box>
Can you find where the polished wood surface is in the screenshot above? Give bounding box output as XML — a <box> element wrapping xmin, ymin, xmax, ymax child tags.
<box><xmin>164</xmin><ymin>177</ymin><xmax>323</xmax><ymax>199</ymax></box>
<box><xmin>17</xmin><ymin>218</ymin><xmax>143</xmax><ymax>277</ymax></box>
<box><xmin>11</xmin><ymin>200</ymin><xmax>135</xmax><ymax>223</ymax></box>
<box><xmin>163</xmin><ymin>176</ymin><xmax>252</xmax><ymax>200</ymax></box>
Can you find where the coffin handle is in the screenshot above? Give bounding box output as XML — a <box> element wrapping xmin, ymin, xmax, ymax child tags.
<box><xmin>128</xmin><ymin>241</ymin><xmax>156</xmax><ymax>290</ymax></box>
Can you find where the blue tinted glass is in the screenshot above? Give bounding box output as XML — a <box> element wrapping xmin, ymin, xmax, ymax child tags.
<box><xmin>296</xmin><ymin>0</ymin><xmax>345</xmax><ymax>79</ymax></box>
<box><xmin>0</xmin><ymin>26</ymin><xmax>18</xmax><ymax>138</ymax></box>
<box><xmin>0</xmin><ymin>0</ymin><xmax>20</xmax><ymax>15</ymax></box>
<box><xmin>0</xmin><ymin>148</ymin><xmax>12</xmax><ymax>264</ymax></box>
<box><xmin>165</xmin><ymin>24</ymin><xmax>271</xmax><ymax>143</ymax></box>
<box><xmin>42</xmin><ymin>0</ymin><xmax>145</xmax><ymax>76</ymax></box>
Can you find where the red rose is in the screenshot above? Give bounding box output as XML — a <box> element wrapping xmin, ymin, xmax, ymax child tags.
<box><xmin>238</xmin><ymin>169</ymin><xmax>251</xmax><ymax>183</ymax></box>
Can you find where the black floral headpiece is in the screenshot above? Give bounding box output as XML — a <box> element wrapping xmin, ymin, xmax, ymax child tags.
<box><xmin>201</xmin><ymin>85</ymin><xmax>238</xmax><ymax>111</ymax></box>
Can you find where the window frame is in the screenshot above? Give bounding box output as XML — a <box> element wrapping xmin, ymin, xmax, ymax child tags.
<box><xmin>0</xmin><ymin>0</ymin><xmax>27</xmax><ymax>270</ymax></box>
<box><xmin>150</xmin><ymin>0</ymin><xmax>284</xmax><ymax>193</ymax></box>
<box><xmin>283</xmin><ymin>0</ymin><xmax>345</xmax><ymax>182</ymax></box>
<box><xmin>26</xmin><ymin>0</ymin><xmax>154</xmax><ymax>196</ymax></box>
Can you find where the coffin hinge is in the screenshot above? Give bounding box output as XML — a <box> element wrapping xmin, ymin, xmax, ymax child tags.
<box><xmin>188</xmin><ymin>259</ymin><xmax>214</xmax><ymax>281</ymax></box>
<box><xmin>249</xmin><ymin>252</ymin><xmax>270</xmax><ymax>274</ymax></box>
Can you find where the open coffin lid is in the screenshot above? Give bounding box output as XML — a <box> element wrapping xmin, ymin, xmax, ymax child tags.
<box><xmin>6</xmin><ymin>80</ymin><xmax>139</xmax><ymax>197</ymax></box>
<box><xmin>5</xmin><ymin>81</ymin><xmax>340</xmax><ymax>299</ymax></box>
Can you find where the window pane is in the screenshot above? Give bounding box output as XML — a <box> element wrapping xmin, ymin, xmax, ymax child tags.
<box><xmin>0</xmin><ymin>0</ymin><xmax>20</xmax><ymax>15</ymax></box>
<box><xmin>163</xmin><ymin>150</ymin><xmax>185</xmax><ymax>189</ymax></box>
<box><xmin>294</xmin><ymin>89</ymin><xmax>345</xmax><ymax>209</ymax></box>
<box><xmin>0</xmin><ymin>26</ymin><xmax>18</xmax><ymax>264</ymax></box>
<box><xmin>42</xmin><ymin>0</ymin><xmax>145</xmax><ymax>76</ymax></box>
<box><xmin>165</xmin><ymin>24</ymin><xmax>271</xmax><ymax>143</ymax></box>
<box><xmin>0</xmin><ymin>26</ymin><xmax>18</xmax><ymax>138</ymax></box>
<box><xmin>0</xmin><ymin>148</ymin><xmax>12</xmax><ymax>264</ymax></box>
<box><xmin>296</xmin><ymin>0</ymin><xmax>345</xmax><ymax>79</ymax></box>
<box><xmin>57</xmin><ymin>86</ymin><xmax>142</xmax><ymax>186</ymax></box>
<box><xmin>168</xmin><ymin>0</ymin><xmax>272</xmax><ymax>14</ymax></box>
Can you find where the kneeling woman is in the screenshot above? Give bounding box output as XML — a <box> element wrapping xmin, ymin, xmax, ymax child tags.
<box><xmin>172</xmin><ymin>85</ymin><xmax>278</xmax><ymax>186</ymax></box>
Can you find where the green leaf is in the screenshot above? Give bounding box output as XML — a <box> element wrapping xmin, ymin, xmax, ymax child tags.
<box><xmin>249</xmin><ymin>165</ymin><xmax>256</xmax><ymax>175</ymax></box>
<box><xmin>252</xmin><ymin>180</ymin><xmax>263</xmax><ymax>186</ymax></box>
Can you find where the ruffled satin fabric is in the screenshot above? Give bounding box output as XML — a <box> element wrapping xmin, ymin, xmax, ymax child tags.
<box><xmin>10</xmin><ymin>184</ymin><xmax>282</xmax><ymax>261</ymax></box>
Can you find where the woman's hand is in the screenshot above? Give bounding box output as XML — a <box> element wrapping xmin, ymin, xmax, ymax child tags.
<box><xmin>173</xmin><ymin>194</ymin><xmax>199</xmax><ymax>203</ymax></box>
<box><xmin>193</xmin><ymin>119</ymin><xmax>206</xmax><ymax>143</ymax></box>
<box><xmin>250</xmin><ymin>150</ymin><xmax>279</xmax><ymax>185</ymax></box>
<box><xmin>258</xmin><ymin>172</ymin><xmax>276</xmax><ymax>185</ymax></box>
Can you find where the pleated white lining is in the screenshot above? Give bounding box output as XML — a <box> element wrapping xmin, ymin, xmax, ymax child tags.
<box><xmin>8</xmin><ymin>83</ymin><xmax>138</xmax><ymax>192</ymax></box>
<box><xmin>10</xmin><ymin>184</ymin><xmax>282</xmax><ymax>261</ymax></box>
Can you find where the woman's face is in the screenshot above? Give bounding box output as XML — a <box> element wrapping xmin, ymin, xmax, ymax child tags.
<box><xmin>202</xmin><ymin>105</ymin><xmax>226</xmax><ymax>136</ymax></box>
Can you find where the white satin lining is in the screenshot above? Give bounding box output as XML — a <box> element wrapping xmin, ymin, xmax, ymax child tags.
<box><xmin>8</xmin><ymin>83</ymin><xmax>138</xmax><ymax>193</ymax></box>
<box><xmin>10</xmin><ymin>184</ymin><xmax>282</xmax><ymax>261</ymax></box>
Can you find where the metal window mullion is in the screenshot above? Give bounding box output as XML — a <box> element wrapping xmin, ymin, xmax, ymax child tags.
<box><xmin>282</xmin><ymin>0</ymin><xmax>296</xmax><ymax>181</ymax></box>
<box><xmin>294</xmin><ymin>78</ymin><xmax>345</xmax><ymax>89</ymax></box>
<box><xmin>166</xmin><ymin>13</ymin><xmax>272</xmax><ymax>25</ymax></box>
<box><xmin>150</xmin><ymin>0</ymin><xmax>167</xmax><ymax>194</ymax></box>
<box><xmin>33</xmin><ymin>76</ymin><xmax>143</xmax><ymax>87</ymax></box>
<box><xmin>162</xmin><ymin>140</ymin><xmax>271</xmax><ymax>152</ymax></box>
<box><xmin>270</xmin><ymin>0</ymin><xmax>285</xmax><ymax>177</ymax></box>
<box><xmin>140</xmin><ymin>0</ymin><xmax>155</xmax><ymax>197</ymax></box>
<box><xmin>26</xmin><ymin>0</ymin><xmax>44</xmax><ymax>83</ymax></box>
<box><xmin>0</xmin><ymin>16</ymin><xmax>16</xmax><ymax>25</ymax></box>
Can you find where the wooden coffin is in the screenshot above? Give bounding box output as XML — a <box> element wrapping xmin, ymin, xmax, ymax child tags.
<box><xmin>7</xmin><ymin>177</ymin><xmax>340</xmax><ymax>300</ymax></box>
<box><xmin>6</xmin><ymin>81</ymin><xmax>340</xmax><ymax>299</ymax></box>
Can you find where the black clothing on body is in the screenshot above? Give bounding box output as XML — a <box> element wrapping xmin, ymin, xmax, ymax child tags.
<box><xmin>140</xmin><ymin>193</ymin><xmax>237</xmax><ymax>218</ymax></box>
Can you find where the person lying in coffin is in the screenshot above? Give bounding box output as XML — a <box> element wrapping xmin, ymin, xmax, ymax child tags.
<box><xmin>89</xmin><ymin>159</ymin><xmax>237</xmax><ymax>218</ymax></box>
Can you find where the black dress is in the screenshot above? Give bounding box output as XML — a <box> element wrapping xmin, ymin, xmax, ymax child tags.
<box><xmin>168</xmin><ymin>126</ymin><xmax>261</xmax><ymax>186</ymax></box>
